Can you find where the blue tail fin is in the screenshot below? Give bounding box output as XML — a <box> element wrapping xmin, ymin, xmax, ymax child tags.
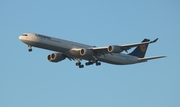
<box><xmin>128</xmin><ymin>39</ymin><xmax>150</xmax><ymax>58</ymax></box>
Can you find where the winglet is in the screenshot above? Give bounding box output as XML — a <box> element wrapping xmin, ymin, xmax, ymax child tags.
<box><xmin>150</xmin><ymin>38</ymin><xmax>158</xmax><ymax>43</ymax></box>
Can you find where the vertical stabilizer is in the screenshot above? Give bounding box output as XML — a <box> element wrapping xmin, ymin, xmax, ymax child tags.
<box><xmin>128</xmin><ymin>39</ymin><xmax>150</xmax><ymax>58</ymax></box>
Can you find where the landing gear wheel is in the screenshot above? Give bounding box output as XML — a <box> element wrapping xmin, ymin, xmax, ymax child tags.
<box><xmin>85</xmin><ymin>62</ymin><xmax>94</xmax><ymax>66</ymax></box>
<box><xmin>96</xmin><ymin>62</ymin><xmax>101</xmax><ymax>66</ymax></box>
<box><xmin>98</xmin><ymin>62</ymin><xmax>101</xmax><ymax>66</ymax></box>
<box><xmin>85</xmin><ymin>62</ymin><xmax>89</xmax><ymax>66</ymax></box>
<box><xmin>28</xmin><ymin>45</ymin><xmax>32</xmax><ymax>52</ymax></box>
<box><xmin>79</xmin><ymin>65</ymin><xmax>84</xmax><ymax>68</ymax></box>
<box><xmin>76</xmin><ymin>63</ymin><xmax>79</xmax><ymax>66</ymax></box>
<box><xmin>28</xmin><ymin>49</ymin><xmax>32</xmax><ymax>52</ymax></box>
<box><xmin>76</xmin><ymin>62</ymin><xmax>81</xmax><ymax>66</ymax></box>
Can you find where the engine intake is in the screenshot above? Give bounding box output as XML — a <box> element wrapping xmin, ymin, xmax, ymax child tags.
<box><xmin>107</xmin><ymin>45</ymin><xmax>122</xmax><ymax>53</ymax></box>
<box><xmin>47</xmin><ymin>53</ymin><xmax>66</xmax><ymax>62</ymax></box>
<box><xmin>80</xmin><ymin>48</ymin><xmax>94</xmax><ymax>56</ymax></box>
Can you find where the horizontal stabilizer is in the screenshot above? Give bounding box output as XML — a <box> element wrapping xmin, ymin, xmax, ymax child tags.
<box><xmin>138</xmin><ymin>56</ymin><xmax>166</xmax><ymax>62</ymax></box>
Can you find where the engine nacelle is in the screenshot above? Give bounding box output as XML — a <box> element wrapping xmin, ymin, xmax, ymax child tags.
<box><xmin>107</xmin><ymin>45</ymin><xmax>122</xmax><ymax>53</ymax></box>
<box><xmin>47</xmin><ymin>53</ymin><xmax>66</xmax><ymax>62</ymax></box>
<box><xmin>80</xmin><ymin>48</ymin><xmax>94</xmax><ymax>56</ymax></box>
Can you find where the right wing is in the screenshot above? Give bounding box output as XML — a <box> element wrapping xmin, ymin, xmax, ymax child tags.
<box><xmin>91</xmin><ymin>38</ymin><xmax>158</xmax><ymax>54</ymax></box>
<box><xmin>119</xmin><ymin>38</ymin><xmax>158</xmax><ymax>50</ymax></box>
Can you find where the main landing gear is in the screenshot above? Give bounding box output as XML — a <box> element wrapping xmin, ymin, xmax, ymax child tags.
<box><xmin>75</xmin><ymin>58</ymin><xmax>84</xmax><ymax>68</ymax></box>
<box><xmin>95</xmin><ymin>61</ymin><xmax>101</xmax><ymax>66</ymax></box>
<box><xmin>76</xmin><ymin>60</ymin><xmax>101</xmax><ymax>68</ymax></box>
<box><xmin>28</xmin><ymin>45</ymin><xmax>32</xmax><ymax>52</ymax></box>
<box><xmin>76</xmin><ymin>62</ymin><xmax>84</xmax><ymax>68</ymax></box>
<box><xmin>85</xmin><ymin>61</ymin><xmax>101</xmax><ymax>66</ymax></box>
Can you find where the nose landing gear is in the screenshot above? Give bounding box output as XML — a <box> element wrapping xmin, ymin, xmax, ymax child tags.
<box><xmin>28</xmin><ymin>45</ymin><xmax>32</xmax><ymax>52</ymax></box>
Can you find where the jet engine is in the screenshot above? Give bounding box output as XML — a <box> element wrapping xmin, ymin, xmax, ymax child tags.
<box><xmin>107</xmin><ymin>45</ymin><xmax>122</xmax><ymax>53</ymax></box>
<box><xmin>47</xmin><ymin>53</ymin><xmax>66</xmax><ymax>62</ymax></box>
<box><xmin>80</xmin><ymin>48</ymin><xmax>94</xmax><ymax>56</ymax></box>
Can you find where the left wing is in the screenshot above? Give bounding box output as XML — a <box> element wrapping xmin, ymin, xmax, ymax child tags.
<box><xmin>138</xmin><ymin>56</ymin><xmax>166</xmax><ymax>62</ymax></box>
<box><xmin>91</xmin><ymin>38</ymin><xmax>158</xmax><ymax>54</ymax></box>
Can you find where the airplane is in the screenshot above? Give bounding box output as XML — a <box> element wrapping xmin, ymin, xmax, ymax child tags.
<box><xmin>19</xmin><ymin>33</ymin><xmax>165</xmax><ymax>68</ymax></box>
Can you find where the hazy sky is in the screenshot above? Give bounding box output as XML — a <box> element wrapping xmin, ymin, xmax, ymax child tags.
<box><xmin>1</xmin><ymin>0</ymin><xmax>179</xmax><ymax>107</ymax></box>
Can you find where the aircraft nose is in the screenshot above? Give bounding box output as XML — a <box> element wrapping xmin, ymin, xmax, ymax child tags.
<box><xmin>19</xmin><ymin>36</ymin><xmax>22</xmax><ymax>40</ymax></box>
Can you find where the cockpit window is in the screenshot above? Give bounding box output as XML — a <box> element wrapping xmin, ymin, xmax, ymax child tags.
<box><xmin>22</xmin><ymin>34</ymin><xmax>28</xmax><ymax>36</ymax></box>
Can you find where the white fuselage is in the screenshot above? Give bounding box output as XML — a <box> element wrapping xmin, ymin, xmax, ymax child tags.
<box><xmin>19</xmin><ymin>33</ymin><xmax>139</xmax><ymax>65</ymax></box>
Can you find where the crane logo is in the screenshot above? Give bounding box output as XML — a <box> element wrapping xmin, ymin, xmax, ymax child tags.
<box><xmin>140</xmin><ymin>45</ymin><xmax>147</xmax><ymax>52</ymax></box>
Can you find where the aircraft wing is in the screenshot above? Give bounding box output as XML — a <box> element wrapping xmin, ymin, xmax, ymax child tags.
<box><xmin>138</xmin><ymin>56</ymin><xmax>166</xmax><ymax>62</ymax></box>
<box><xmin>119</xmin><ymin>38</ymin><xmax>158</xmax><ymax>50</ymax></box>
<box><xmin>90</xmin><ymin>46</ymin><xmax>108</xmax><ymax>55</ymax></box>
<box><xmin>91</xmin><ymin>38</ymin><xmax>158</xmax><ymax>54</ymax></box>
